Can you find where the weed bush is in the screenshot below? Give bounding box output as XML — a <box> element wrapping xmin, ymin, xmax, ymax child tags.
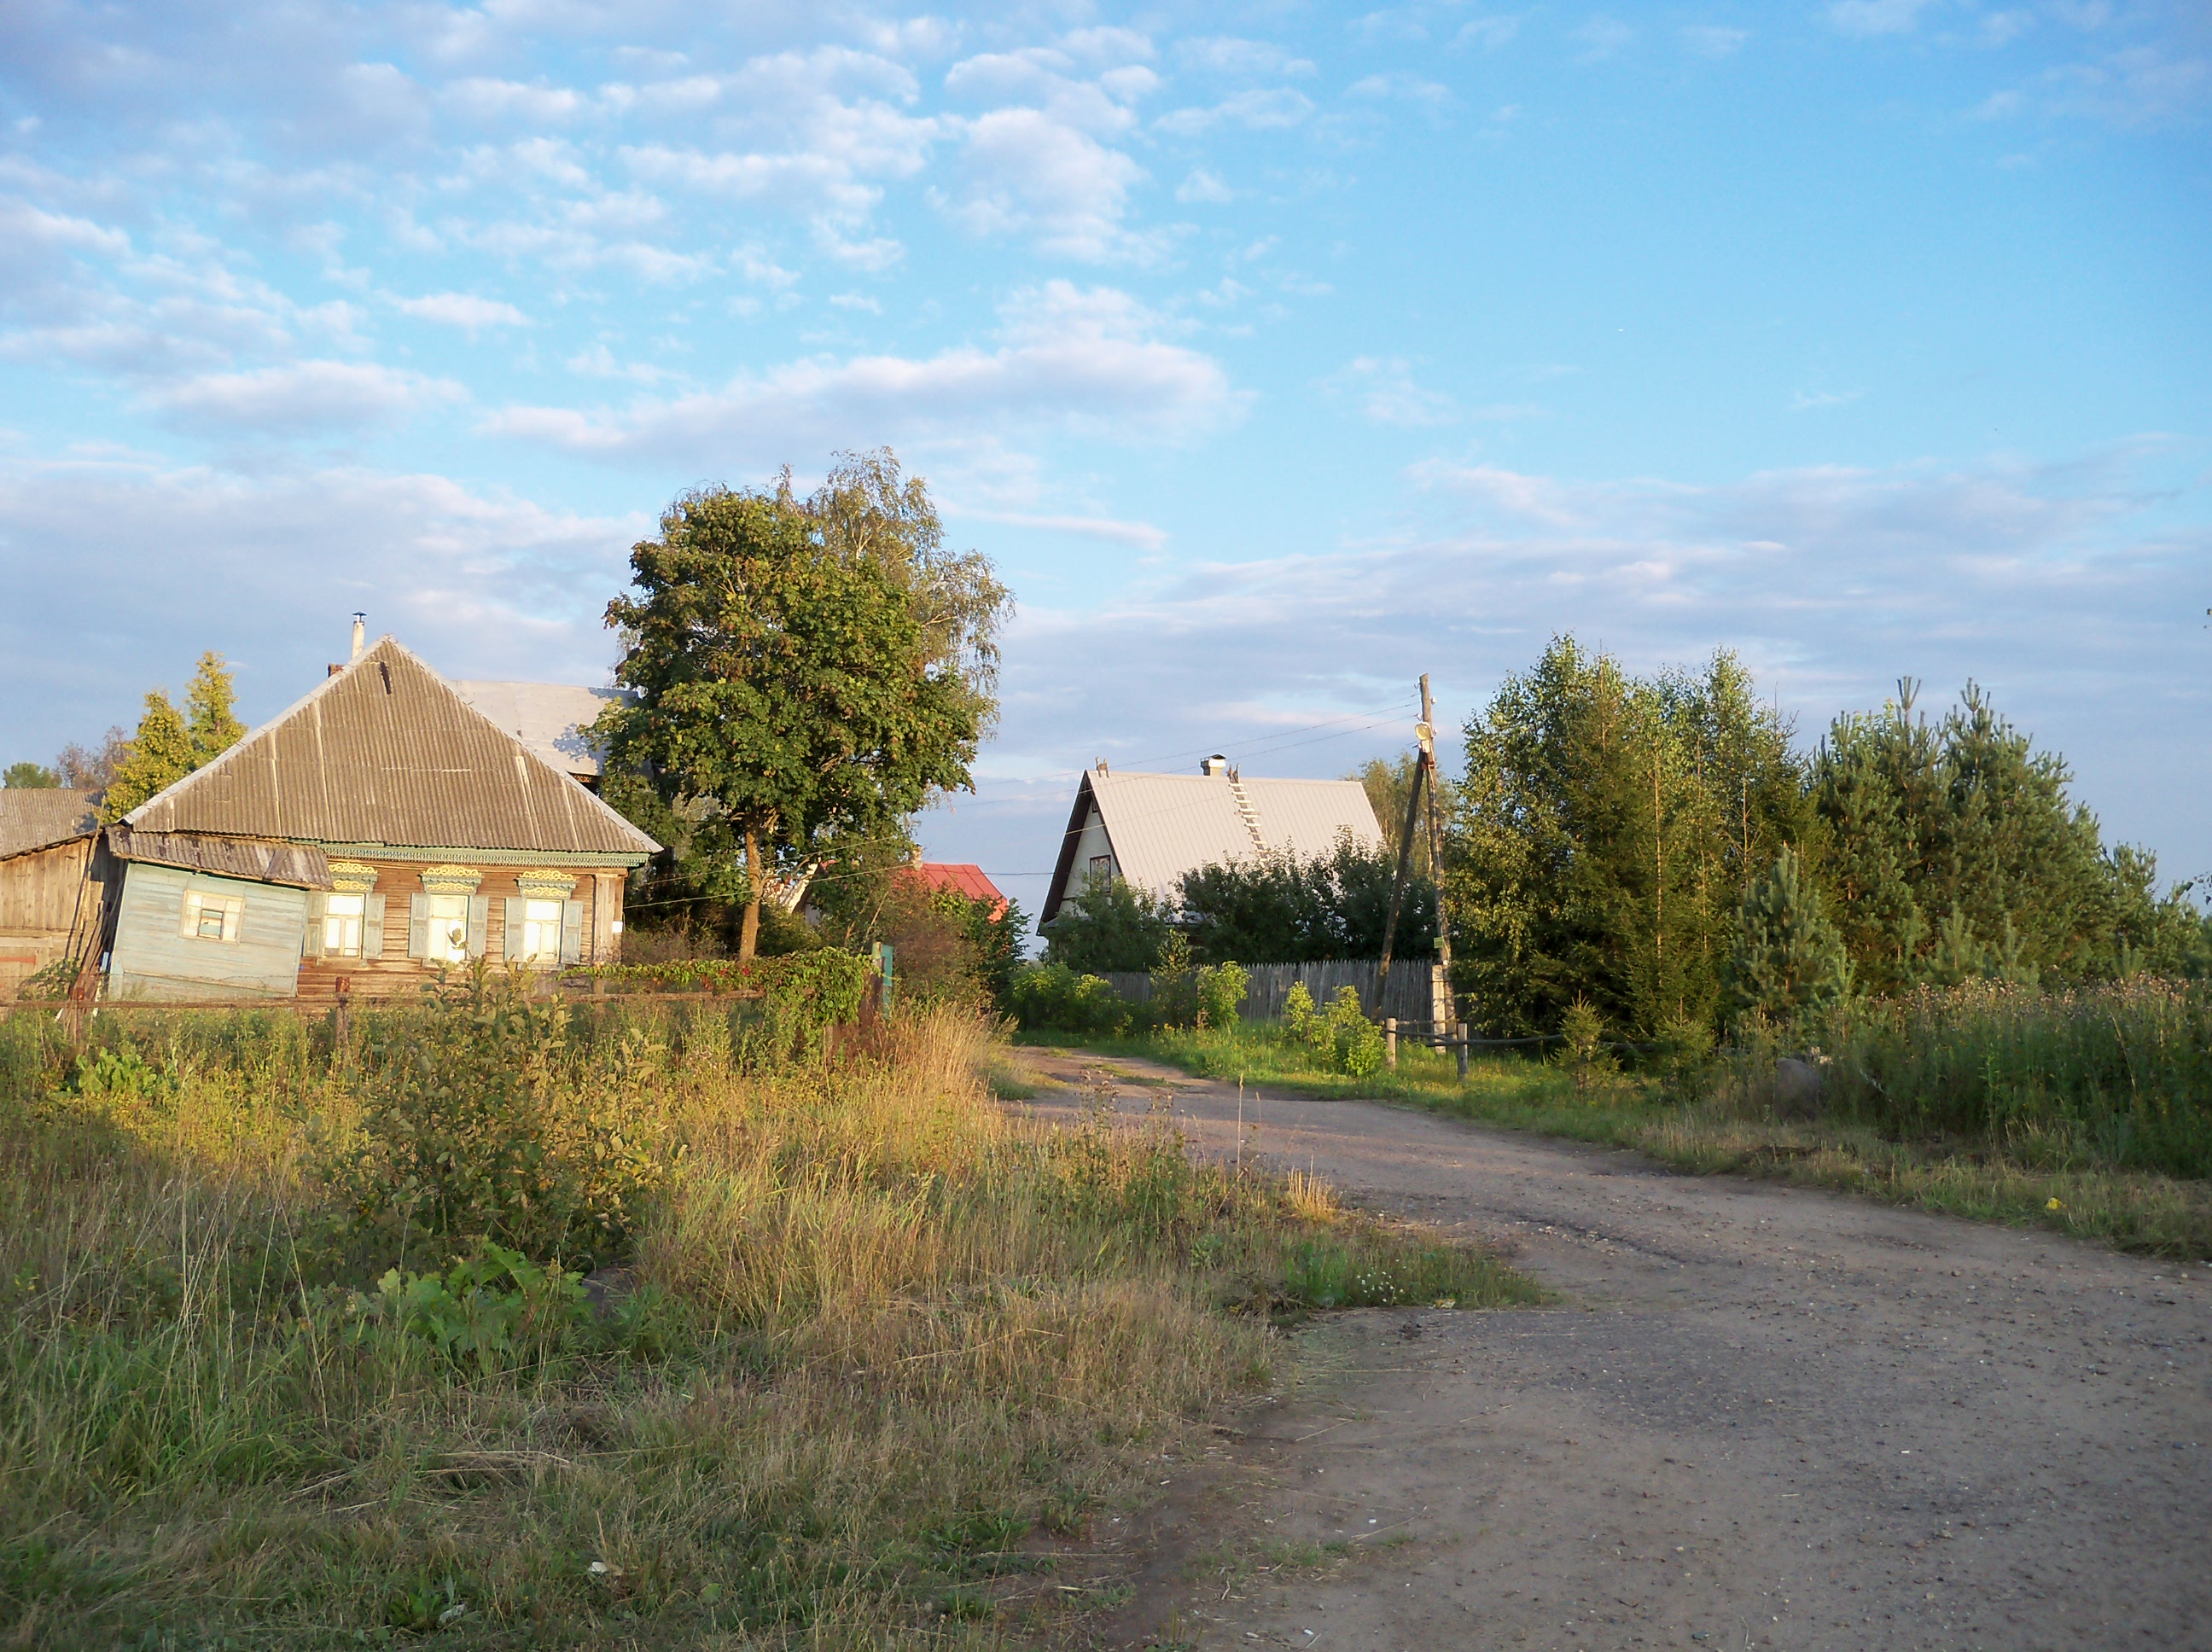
<box><xmin>1006</xmin><ymin>962</ymin><xmax>1132</xmax><ymax>1034</ymax></box>
<box><xmin>329</xmin><ymin>967</ymin><xmax>661</xmax><ymax>1268</ymax></box>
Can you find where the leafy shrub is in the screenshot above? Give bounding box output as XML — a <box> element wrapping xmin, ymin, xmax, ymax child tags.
<box><xmin>1195</xmin><ymin>962</ymin><xmax>1249</xmax><ymax>1032</ymax></box>
<box><xmin>1040</xmin><ymin>877</ymin><xmax>1173</xmax><ymax>974</ymax></box>
<box><xmin>1279</xmin><ymin>983</ymin><xmax>1383</xmax><ymax>1076</ymax></box>
<box><xmin>1006</xmin><ymin>963</ymin><xmax>1129</xmax><ymax>1034</ymax></box>
<box><xmin>339</xmin><ymin>1242</ymin><xmax>587</xmax><ymax>1376</ymax></box>
<box><xmin>329</xmin><ymin>967</ymin><xmax>660</xmax><ymax>1268</ymax></box>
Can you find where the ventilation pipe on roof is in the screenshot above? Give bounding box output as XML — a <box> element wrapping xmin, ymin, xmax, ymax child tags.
<box><xmin>350</xmin><ymin>613</ymin><xmax>366</xmax><ymax>660</ymax></box>
<box><xmin>1202</xmin><ymin>753</ymin><xmax>1228</xmax><ymax>777</ymax></box>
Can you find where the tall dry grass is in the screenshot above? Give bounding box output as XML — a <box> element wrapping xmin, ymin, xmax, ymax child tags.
<box><xmin>0</xmin><ymin>994</ymin><xmax>1527</xmax><ymax>1648</ymax></box>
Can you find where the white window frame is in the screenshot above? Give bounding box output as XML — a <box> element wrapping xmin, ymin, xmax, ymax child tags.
<box><xmin>323</xmin><ymin>893</ymin><xmax>366</xmax><ymax>957</ymax></box>
<box><xmin>425</xmin><ymin>892</ymin><xmax>472</xmax><ymax>964</ymax></box>
<box><xmin>180</xmin><ymin>889</ymin><xmax>245</xmax><ymax>945</ymax></box>
<box><xmin>518</xmin><ymin>897</ymin><xmax>565</xmax><ymax>964</ymax></box>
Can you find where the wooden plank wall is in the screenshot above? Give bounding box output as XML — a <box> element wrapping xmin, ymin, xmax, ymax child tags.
<box><xmin>1100</xmin><ymin>958</ymin><xmax>1446</xmax><ymax>1025</ymax></box>
<box><xmin>108</xmin><ymin>863</ymin><xmax>310</xmax><ymax>1002</ymax></box>
<box><xmin>0</xmin><ymin>840</ymin><xmax>97</xmax><ymax>997</ymax></box>
<box><xmin>296</xmin><ymin>859</ymin><xmax>628</xmax><ymax>1002</ymax></box>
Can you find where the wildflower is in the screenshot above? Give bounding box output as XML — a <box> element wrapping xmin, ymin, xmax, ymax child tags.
<box><xmin>2046</xmin><ymin>1196</ymin><xmax>2065</xmax><ymax>1212</ymax></box>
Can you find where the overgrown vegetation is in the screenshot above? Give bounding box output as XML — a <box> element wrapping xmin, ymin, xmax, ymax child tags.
<box><xmin>0</xmin><ymin>975</ymin><xmax>1531</xmax><ymax>1646</ymax></box>
<box><xmin>1027</xmin><ymin>976</ymin><xmax>2212</xmax><ymax>1255</ymax></box>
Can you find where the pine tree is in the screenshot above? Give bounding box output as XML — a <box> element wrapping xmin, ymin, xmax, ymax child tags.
<box><xmin>185</xmin><ymin>651</ymin><xmax>244</xmax><ymax>767</ymax></box>
<box><xmin>101</xmin><ymin>691</ymin><xmax>195</xmax><ymax>822</ymax></box>
<box><xmin>1726</xmin><ymin>845</ymin><xmax>1852</xmax><ymax>1021</ymax></box>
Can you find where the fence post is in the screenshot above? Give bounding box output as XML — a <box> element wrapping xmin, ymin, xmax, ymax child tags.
<box><xmin>1384</xmin><ymin>1017</ymin><xmax>1397</xmax><ymax>1070</ymax></box>
<box><xmin>1454</xmin><ymin>1021</ymin><xmax>1470</xmax><ymax>1080</ymax></box>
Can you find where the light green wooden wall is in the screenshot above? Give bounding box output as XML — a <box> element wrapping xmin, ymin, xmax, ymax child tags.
<box><xmin>108</xmin><ymin>864</ymin><xmax>308</xmax><ymax>1002</ymax></box>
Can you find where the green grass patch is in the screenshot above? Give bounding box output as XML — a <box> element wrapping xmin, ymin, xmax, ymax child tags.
<box><xmin>1025</xmin><ymin>1016</ymin><xmax>2212</xmax><ymax>1259</ymax></box>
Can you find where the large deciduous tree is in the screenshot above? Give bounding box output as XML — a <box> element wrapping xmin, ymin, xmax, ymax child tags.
<box><xmin>601</xmin><ymin>461</ymin><xmax>1004</xmax><ymax>961</ymax></box>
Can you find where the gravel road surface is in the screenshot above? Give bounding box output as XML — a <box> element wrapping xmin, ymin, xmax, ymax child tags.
<box><xmin>1014</xmin><ymin>1050</ymin><xmax>2212</xmax><ymax>1652</ymax></box>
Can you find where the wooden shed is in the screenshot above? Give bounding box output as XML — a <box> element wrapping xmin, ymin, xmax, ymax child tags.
<box><xmin>100</xmin><ymin>636</ymin><xmax>660</xmax><ymax>1003</ymax></box>
<box><xmin>0</xmin><ymin>790</ymin><xmax>102</xmax><ymax>999</ymax></box>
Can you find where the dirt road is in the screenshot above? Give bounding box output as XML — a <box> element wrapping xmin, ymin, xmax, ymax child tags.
<box><xmin>1015</xmin><ymin>1050</ymin><xmax>2212</xmax><ymax>1652</ymax></box>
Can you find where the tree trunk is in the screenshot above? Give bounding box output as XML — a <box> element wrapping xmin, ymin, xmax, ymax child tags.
<box><xmin>739</xmin><ymin>826</ymin><xmax>763</xmax><ymax>962</ymax></box>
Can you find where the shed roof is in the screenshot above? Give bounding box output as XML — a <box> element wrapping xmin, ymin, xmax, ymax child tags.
<box><xmin>107</xmin><ymin>824</ymin><xmax>334</xmax><ymax>890</ymax></box>
<box><xmin>0</xmin><ymin>789</ymin><xmax>98</xmax><ymax>861</ymax></box>
<box><xmin>125</xmin><ymin>637</ymin><xmax>659</xmax><ymax>860</ymax></box>
<box><xmin>451</xmin><ymin>680</ymin><xmax>631</xmax><ymax>779</ymax></box>
<box><xmin>1040</xmin><ymin>769</ymin><xmax>1382</xmax><ymax>924</ymax></box>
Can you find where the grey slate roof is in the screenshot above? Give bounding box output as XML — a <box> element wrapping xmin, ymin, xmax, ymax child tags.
<box><xmin>0</xmin><ymin>789</ymin><xmax>98</xmax><ymax>861</ymax></box>
<box><xmin>1041</xmin><ymin>768</ymin><xmax>1382</xmax><ymax>924</ymax></box>
<box><xmin>451</xmin><ymin>680</ymin><xmax>631</xmax><ymax>780</ymax></box>
<box><xmin>125</xmin><ymin>637</ymin><xmax>659</xmax><ymax>860</ymax></box>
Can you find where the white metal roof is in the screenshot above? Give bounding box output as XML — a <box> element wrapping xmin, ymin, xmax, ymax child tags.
<box><xmin>451</xmin><ymin>681</ymin><xmax>632</xmax><ymax>779</ymax></box>
<box><xmin>1040</xmin><ymin>769</ymin><xmax>1382</xmax><ymax>922</ymax></box>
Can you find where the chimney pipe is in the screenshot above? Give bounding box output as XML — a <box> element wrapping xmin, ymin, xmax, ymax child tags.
<box><xmin>350</xmin><ymin>613</ymin><xmax>366</xmax><ymax>661</ymax></box>
<box><xmin>1202</xmin><ymin>753</ymin><xmax>1228</xmax><ymax>777</ymax></box>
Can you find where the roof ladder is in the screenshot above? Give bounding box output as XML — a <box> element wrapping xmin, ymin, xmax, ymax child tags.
<box><xmin>1225</xmin><ymin>777</ymin><xmax>1267</xmax><ymax>856</ymax></box>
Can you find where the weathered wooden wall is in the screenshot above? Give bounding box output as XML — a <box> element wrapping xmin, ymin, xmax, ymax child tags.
<box><xmin>294</xmin><ymin>858</ymin><xmax>627</xmax><ymax>1002</ymax></box>
<box><xmin>0</xmin><ymin>839</ymin><xmax>98</xmax><ymax>998</ymax></box>
<box><xmin>1101</xmin><ymin>957</ymin><xmax>1448</xmax><ymax>1026</ymax></box>
<box><xmin>108</xmin><ymin>863</ymin><xmax>310</xmax><ymax>1002</ymax></box>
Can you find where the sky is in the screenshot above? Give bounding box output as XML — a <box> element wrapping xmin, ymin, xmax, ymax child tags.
<box><xmin>2</xmin><ymin>0</ymin><xmax>2207</xmax><ymax>928</ymax></box>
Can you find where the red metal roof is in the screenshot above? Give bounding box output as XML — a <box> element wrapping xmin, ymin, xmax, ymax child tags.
<box><xmin>897</xmin><ymin>862</ymin><xmax>1008</xmax><ymax>917</ymax></box>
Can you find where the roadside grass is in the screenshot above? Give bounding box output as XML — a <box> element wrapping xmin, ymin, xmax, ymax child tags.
<box><xmin>0</xmin><ymin>997</ymin><xmax>1534</xmax><ymax>1649</ymax></box>
<box><xmin>1017</xmin><ymin>1014</ymin><xmax>2212</xmax><ymax>1259</ymax></box>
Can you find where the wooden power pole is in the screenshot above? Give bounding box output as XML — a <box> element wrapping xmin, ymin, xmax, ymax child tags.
<box><xmin>1374</xmin><ymin>673</ymin><xmax>1453</xmax><ymax>1024</ymax></box>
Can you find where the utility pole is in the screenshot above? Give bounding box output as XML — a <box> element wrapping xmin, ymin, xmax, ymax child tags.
<box><xmin>1418</xmin><ymin>675</ymin><xmax>1465</xmax><ymax>1074</ymax></box>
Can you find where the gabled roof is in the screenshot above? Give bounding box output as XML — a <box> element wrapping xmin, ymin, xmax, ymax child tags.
<box><xmin>1040</xmin><ymin>768</ymin><xmax>1382</xmax><ymax>924</ymax></box>
<box><xmin>451</xmin><ymin>681</ymin><xmax>631</xmax><ymax>779</ymax></box>
<box><xmin>0</xmin><ymin>789</ymin><xmax>97</xmax><ymax>861</ymax></box>
<box><xmin>125</xmin><ymin>637</ymin><xmax>659</xmax><ymax>860</ymax></box>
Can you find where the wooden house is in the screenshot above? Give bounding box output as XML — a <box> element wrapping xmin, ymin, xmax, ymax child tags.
<box><xmin>1039</xmin><ymin>756</ymin><xmax>1382</xmax><ymax>928</ymax></box>
<box><xmin>97</xmin><ymin>636</ymin><xmax>659</xmax><ymax>1003</ymax></box>
<box><xmin>0</xmin><ymin>790</ymin><xmax>102</xmax><ymax>998</ymax></box>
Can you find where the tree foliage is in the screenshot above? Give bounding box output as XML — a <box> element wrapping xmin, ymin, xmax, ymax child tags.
<box><xmin>1447</xmin><ymin>637</ymin><xmax>1812</xmax><ymax>1037</ymax></box>
<box><xmin>1177</xmin><ymin>834</ymin><xmax>1437</xmax><ymax>964</ymax></box>
<box><xmin>1726</xmin><ymin>845</ymin><xmax>1852</xmax><ymax>1021</ymax></box>
<box><xmin>1446</xmin><ymin>640</ymin><xmax>2209</xmax><ymax>1038</ymax></box>
<box><xmin>98</xmin><ymin>653</ymin><xmax>246</xmax><ymax>823</ymax></box>
<box><xmin>1042</xmin><ymin>877</ymin><xmax>1173</xmax><ymax>974</ymax></box>
<box><xmin>3</xmin><ymin>762</ymin><xmax>58</xmax><ymax>789</ymax></box>
<box><xmin>601</xmin><ymin>471</ymin><xmax>998</xmax><ymax>961</ymax></box>
<box><xmin>1349</xmin><ymin>753</ymin><xmax>1448</xmax><ymax>878</ymax></box>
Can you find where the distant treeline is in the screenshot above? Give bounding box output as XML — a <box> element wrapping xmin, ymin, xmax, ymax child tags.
<box><xmin>1045</xmin><ymin>634</ymin><xmax>2210</xmax><ymax>1037</ymax></box>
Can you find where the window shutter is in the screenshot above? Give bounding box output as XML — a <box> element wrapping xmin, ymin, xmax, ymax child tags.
<box><xmin>363</xmin><ymin>894</ymin><xmax>387</xmax><ymax>960</ymax></box>
<box><xmin>178</xmin><ymin>890</ymin><xmax>201</xmax><ymax>940</ymax></box>
<box><xmin>560</xmin><ymin>899</ymin><xmax>584</xmax><ymax>965</ymax></box>
<box><xmin>407</xmin><ymin>894</ymin><xmax>429</xmax><ymax>959</ymax></box>
<box><xmin>466</xmin><ymin>895</ymin><xmax>491</xmax><ymax>958</ymax></box>
<box><xmin>502</xmin><ymin>897</ymin><xmax>526</xmax><ymax>965</ymax></box>
<box><xmin>223</xmin><ymin>897</ymin><xmax>245</xmax><ymax>944</ymax></box>
<box><xmin>303</xmin><ymin>893</ymin><xmax>329</xmax><ymax>958</ymax></box>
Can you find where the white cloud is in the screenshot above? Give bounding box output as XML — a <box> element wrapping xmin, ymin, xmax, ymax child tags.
<box><xmin>564</xmin><ymin>343</ymin><xmax>673</xmax><ymax>383</ymax></box>
<box><xmin>952</xmin><ymin>508</ymin><xmax>1168</xmax><ymax>551</ymax></box>
<box><xmin>1155</xmin><ymin>88</ymin><xmax>1315</xmax><ymax>135</ymax></box>
<box><xmin>1175</xmin><ymin>167</ymin><xmax>1235</xmax><ymax>203</ymax></box>
<box><xmin>1572</xmin><ymin>15</ymin><xmax>1637</xmax><ymax>59</ymax></box>
<box><xmin>1683</xmin><ymin>26</ymin><xmax>1750</xmax><ymax>58</ymax></box>
<box><xmin>0</xmin><ymin>455</ymin><xmax>645</xmax><ymax>758</ymax></box>
<box><xmin>485</xmin><ymin>281</ymin><xmax>1244</xmax><ymax>465</ymax></box>
<box><xmin>1454</xmin><ymin>15</ymin><xmax>1522</xmax><ymax>50</ymax></box>
<box><xmin>942</xmin><ymin>108</ymin><xmax>1158</xmax><ymax>261</ymax></box>
<box><xmin>1828</xmin><ymin>0</ymin><xmax>1940</xmax><ymax>37</ymax></box>
<box><xmin>439</xmin><ymin>78</ymin><xmax>585</xmax><ymax>125</ymax></box>
<box><xmin>1323</xmin><ymin>357</ymin><xmax>1457</xmax><ymax>426</ymax></box>
<box><xmin>145</xmin><ymin>360</ymin><xmax>465</xmax><ymax>430</ymax></box>
<box><xmin>1346</xmin><ymin>73</ymin><xmax>1453</xmax><ymax>107</ymax></box>
<box><xmin>397</xmin><ymin>292</ymin><xmax>529</xmax><ymax>329</ymax></box>
<box><xmin>1176</xmin><ymin>38</ymin><xmax>1318</xmax><ymax>78</ymax></box>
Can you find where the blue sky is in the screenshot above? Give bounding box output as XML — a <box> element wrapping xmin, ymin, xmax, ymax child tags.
<box><xmin>2</xmin><ymin>0</ymin><xmax>2207</xmax><ymax>922</ymax></box>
